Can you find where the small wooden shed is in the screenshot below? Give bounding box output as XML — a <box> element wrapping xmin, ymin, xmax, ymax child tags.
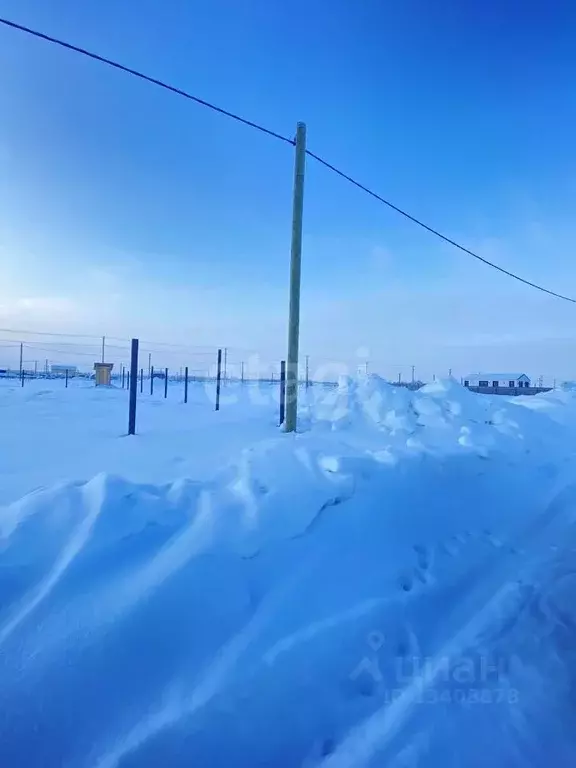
<box><xmin>94</xmin><ymin>362</ymin><xmax>114</xmax><ymax>386</ymax></box>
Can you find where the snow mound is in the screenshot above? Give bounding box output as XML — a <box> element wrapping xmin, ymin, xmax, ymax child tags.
<box><xmin>2</xmin><ymin>380</ymin><xmax>576</xmax><ymax>766</ymax></box>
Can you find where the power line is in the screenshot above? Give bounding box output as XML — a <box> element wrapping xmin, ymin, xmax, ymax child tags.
<box><xmin>1</xmin><ymin>16</ymin><xmax>575</xmax><ymax>305</ymax></box>
<box><xmin>8</xmin><ymin>344</ymin><xmax>100</xmax><ymax>357</ymax></box>
<box><xmin>306</xmin><ymin>150</ymin><xmax>576</xmax><ymax>304</ymax></box>
<box><xmin>0</xmin><ymin>327</ymin><xmax>103</xmax><ymax>339</ymax></box>
<box><xmin>0</xmin><ymin>18</ymin><xmax>293</xmax><ymax>146</ymax></box>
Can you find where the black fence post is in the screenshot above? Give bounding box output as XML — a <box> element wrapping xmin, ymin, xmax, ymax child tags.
<box><xmin>140</xmin><ymin>368</ymin><xmax>143</xmax><ymax>393</ymax></box>
<box><xmin>164</xmin><ymin>368</ymin><xmax>168</xmax><ymax>398</ymax></box>
<box><xmin>65</xmin><ymin>368</ymin><xmax>69</xmax><ymax>389</ymax></box>
<box><xmin>184</xmin><ymin>366</ymin><xmax>189</xmax><ymax>403</ymax></box>
<box><xmin>150</xmin><ymin>365</ymin><xmax>154</xmax><ymax>395</ymax></box>
<box><xmin>216</xmin><ymin>348</ymin><xmax>222</xmax><ymax>411</ymax></box>
<box><xmin>20</xmin><ymin>366</ymin><xmax>24</xmax><ymax>387</ymax></box>
<box><xmin>128</xmin><ymin>338</ymin><xmax>139</xmax><ymax>435</ymax></box>
<box><xmin>121</xmin><ymin>366</ymin><xmax>125</xmax><ymax>389</ymax></box>
<box><xmin>280</xmin><ymin>360</ymin><xmax>286</xmax><ymax>425</ymax></box>
<box><xmin>127</xmin><ymin>370</ymin><xmax>130</xmax><ymax>390</ymax></box>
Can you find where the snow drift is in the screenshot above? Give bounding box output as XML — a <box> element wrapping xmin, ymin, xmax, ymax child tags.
<box><xmin>1</xmin><ymin>377</ymin><xmax>576</xmax><ymax>767</ymax></box>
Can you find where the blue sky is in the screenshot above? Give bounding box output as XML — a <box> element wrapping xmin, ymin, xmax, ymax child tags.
<box><xmin>1</xmin><ymin>0</ymin><xmax>576</xmax><ymax>380</ymax></box>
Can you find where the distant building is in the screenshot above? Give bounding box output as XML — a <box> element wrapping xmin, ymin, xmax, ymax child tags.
<box><xmin>50</xmin><ymin>364</ymin><xmax>78</xmax><ymax>376</ymax></box>
<box><xmin>94</xmin><ymin>362</ymin><xmax>113</xmax><ymax>386</ymax></box>
<box><xmin>464</xmin><ymin>373</ymin><xmax>531</xmax><ymax>389</ymax></box>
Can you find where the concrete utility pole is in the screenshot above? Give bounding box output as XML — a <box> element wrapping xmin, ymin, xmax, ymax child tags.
<box><xmin>102</xmin><ymin>336</ymin><xmax>105</xmax><ymax>363</ymax></box>
<box><xmin>305</xmin><ymin>355</ymin><xmax>310</xmax><ymax>388</ymax></box>
<box><xmin>411</xmin><ymin>365</ymin><xmax>415</xmax><ymax>384</ymax></box>
<box><xmin>285</xmin><ymin>122</ymin><xmax>306</xmax><ymax>433</ymax></box>
<box><xmin>398</xmin><ymin>372</ymin><xmax>401</xmax><ymax>384</ymax></box>
<box><xmin>148</xmin><ymin>353</ymin><xmax>152</xmax><ymax>378</ymax></box>
<box><xmin>223</xmin><ymin>347</ymin><xmax>227</xmax><ymax>382</ymax></box>
<box><xmin>19</xmin><ymin>342</ymin><xmax>23</xmax><ymax>377</ymax></box>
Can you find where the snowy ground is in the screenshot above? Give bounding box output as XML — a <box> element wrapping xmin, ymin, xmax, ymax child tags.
<box><xmin>0</xmin><ymin>377</ymin><xmax>282</xmax><ymax>505</ymax></box>
<box><xmin>2</xmin><ymin>376</ymin><xmax>576</xmax><ymax>767</ymax></box>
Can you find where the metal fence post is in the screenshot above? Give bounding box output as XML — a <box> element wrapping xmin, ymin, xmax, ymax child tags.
<box><xmin>121</xmin><ymin>366</ymin><xmax>125</xmax><ymax>389</ymax></box>
<box><xmin>280</xmin><ymin>360</ymin><xmax>286</xmax><ymax>425</ymax></box>
<box><xmin>164</xmin><ymin>368</ymin><xmax>168</xmax><ymax>398</ymax></box>
<box><xmin>216</xmin><ymin>348</ymin><xmax>222</xmax><ymax>411</ymax></box>
<box><xmin>128</xmin><ymin>338</ymin><xmax>139</xmax><ymax>435</ymax></box>
<box><xmin>150</xmin><ymin>365</ymin><xmax>154</xmax><ymax>395</ymax></box>
<box><xmin>65</xmin><ymin>368</ymin><xmax>69</xmax><ymax>388</ymax></box>
<box><xmin>140</xmin><ymin>368</ymin><xmax>143</xmax><ymax>393</ymax></box>
<box><xmin>184</xmin><ymin>366</ymin><xmax>189</xmax><ymax>403</ymax></box>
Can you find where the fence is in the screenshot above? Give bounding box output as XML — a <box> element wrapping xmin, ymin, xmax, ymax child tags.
<box><xmin>0</xmin><ymin>332</ymin><xmax>562</xmax><ymax>441</ymax></box>
<box><xmin>0</xmin><ymin>333</ymin><xmax>465</xmax><ymax>388</ymax></box>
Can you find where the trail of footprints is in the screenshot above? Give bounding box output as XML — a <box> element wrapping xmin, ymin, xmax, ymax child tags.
<box><xmin>347</xmin><ymin>528</ymin><xmax>522</xmax><ymax>703</ymax></box>
<box><xmin>398</xmin><ymin>528</ymin><xmax>517</xmax><ymax>594</ymax></box>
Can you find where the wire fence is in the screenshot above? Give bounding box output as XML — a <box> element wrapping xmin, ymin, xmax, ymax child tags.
<box><xmin>0</xmin><ymin>329</ymin><xmax>560</xmax><ymax>390</ymax></box>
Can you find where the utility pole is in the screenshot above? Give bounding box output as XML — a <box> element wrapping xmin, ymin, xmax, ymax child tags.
<box><xmin>398</xmin><ymin>372</ymin><xmax>401</xmax><ymax>384</ymax></box>
<box><xmin>365</xmin><ymin>361</ymin><xmax>369</xmax><ymax>375</ymax></box>
<box><xmin>148</xmin><ymin>353</ymin><xmax>152</xmax><ymax>378</ymax></box>
<box><xmin>285</xmin><ymin>121</ymin><xmax>306</xmax><ymax>433</ymax></box>
<box><xmin>241</xmin><ymin>361</ymin><xmax>244</xmax><ymax>383</ymax></box>
<box><xmin>45</xmin><ymin>359</ymin><xmax>48</xmax><ymax>375</ymax></box>
<box><xmin>19</xmin><ymin>342</ymin><xmax>23</xmax><ymax>378</ymax></box>
<box><xmin>34</xmin><ymin>360</ymin><xmax>37</xmax><ymax>376</ymax></box>
<box><xmin>305</xmin><ymin>355</ymin><xmax>310</xmax><ymax>388</ymax></box>
<box><xmin>411</xmin><ymin>365</ymin><xmax>415</xmax><ymax>384</ymax></box>
<box><xmin>101</xmin><ymin>336</ymin><xmax>105</xmax><ymax>363</ymax></box>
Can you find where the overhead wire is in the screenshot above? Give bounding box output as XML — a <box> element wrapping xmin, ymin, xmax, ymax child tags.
<box><xmin>305</xmin><ymin>150</ymin><xmax>576</xmax><ymax>304</ymax></box>
<box><xmin>0</xmin><ymin>16</ymin><xmax>574</xmax><ymax>304</ymax></box>
<box><xmin>0</xmin><ymin>18</ymin><xmax>293</xmax><ymax>146</ymax></box>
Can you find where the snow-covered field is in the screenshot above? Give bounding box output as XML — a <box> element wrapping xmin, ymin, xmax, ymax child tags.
<box><xmin>2</xmin><ymin>376</ymin><xmax>576</xmax><ymax>767</ymax></box>
<box><xmin>0</xmin><ymin>377</ymin><xmax>280</xmax><ymax>506</ymax></box>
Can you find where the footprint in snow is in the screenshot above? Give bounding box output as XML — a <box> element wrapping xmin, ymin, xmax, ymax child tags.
<box><xmin>413</xmin><ymin>543</ymin><xmax>431</xmax><ymax>571</ymax></box>
<box><xmin>398</xmin><ymin>573</ymin><xmax>414</xmax><ymax>592</ymax></box>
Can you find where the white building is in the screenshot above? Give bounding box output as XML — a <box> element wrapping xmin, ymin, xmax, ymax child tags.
<box><xmin>464</xmin><ymin>373</ymin><xmax>531</xmax><ymax>389</ymax></box>
<box><xmin>50</xmin><ymin>364</ymin><xmax>78</xmax><ymax>376</ymax></box>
